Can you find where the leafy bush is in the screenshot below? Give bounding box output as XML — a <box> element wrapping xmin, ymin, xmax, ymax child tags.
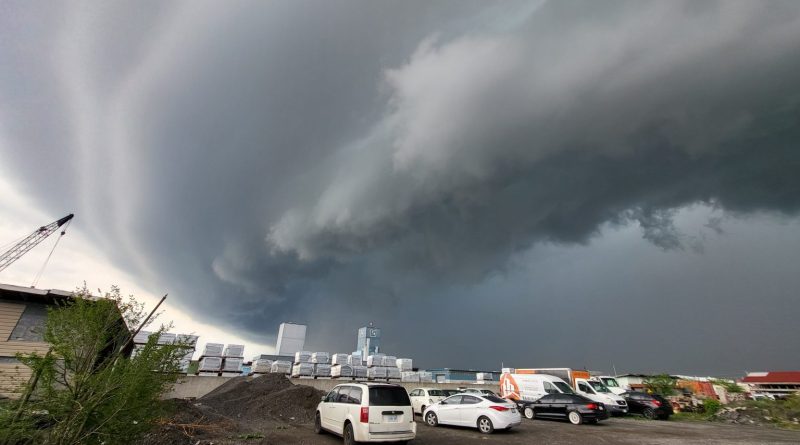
<box><xmin>0</xmin><ymin>286</ymin><xmax>188</xmax><ymax>445</ymax></box>
<box><xmin>643</xmin><ymin>374</ymin><xmax>677</xmax><ymax>396</ymax></box>
<box><xmin>702</xmin><ymin>398</ymin><xmax>722</xmax><ymax>415</ymax></box>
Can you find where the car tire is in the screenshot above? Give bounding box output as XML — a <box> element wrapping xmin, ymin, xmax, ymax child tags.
<box><xmin>523</xmin><ymin>406</ymin><xmax>535</xmax><ymax>420</ymax></box>
<box><xmin>314</xmin><ymin>412</ymin><xmax>322</xmax><ymax>434</ymax></box>
<box><xmin>477</xmin><ymin>416</ymin><xmax>494</xmax><ymax>434</ymax></box>
<box><xmin>643</xmin><ymin>407</ymin><xmax>656</xmax><ymax>420</ymax></box>
<box><xmin>425</xmin><ymin>411</ymin><xmax>438</xmax><ymax>427</ymax></box>
<box><xmin>343</xmin><ymin>422</ymin><xmax>356</xmax><ymax>445</ymax></box>
<box><xmin>568</xmin><ymin>411</ymin><xmax>583</xmax><ymax>425</ymax></box>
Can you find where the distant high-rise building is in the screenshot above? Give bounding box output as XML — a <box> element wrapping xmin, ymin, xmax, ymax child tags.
<box><xmin>275</xmin><ymin>322</ymin><xmax>307</xmax><ymax>356</ymax></box>
<box><xmin>355</xmin><ymin>322</ymin><xmax>381</xmax><ymax>358</ymax></box>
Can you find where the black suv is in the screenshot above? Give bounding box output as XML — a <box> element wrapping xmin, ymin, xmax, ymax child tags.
<box><xmin>621</xmin><ymin>392</ymin><xmax>673</xmax><ymax>420</ymax></box>
<box><xmin>519</xmin><ymin>393</ymin><xmax>608</xmax><ymax>425</ymax></box>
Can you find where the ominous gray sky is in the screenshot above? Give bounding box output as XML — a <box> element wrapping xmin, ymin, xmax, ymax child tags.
<box><xmin>1</xmin><ymin>0</ymin><xmax>799</xmax><ymax>377</ymax></box>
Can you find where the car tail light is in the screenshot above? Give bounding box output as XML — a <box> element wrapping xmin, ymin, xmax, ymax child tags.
<box><xmin>489</xmin><ymin>406</ymin><xmax>510</xmax><ymax>412</ymax></box>
<box><xmin>651</xmin><ymin>400</ymin><xmax>662</xmax><ymax>407</ymax></box>
<box><xmin>360</xmin><ymin>407</ymin><xmax>369</xmax><ymax>423</ymax></box>
<box><xmin>586</xmin><ymin>403</ymin><xmax>598</xmax><ymax>410</ymax></box>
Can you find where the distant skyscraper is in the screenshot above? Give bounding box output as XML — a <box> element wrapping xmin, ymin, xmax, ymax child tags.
<box><xmin>355</xmin><ymin>322</ymin><xmax>381</xmax><ymax>358</ymax></box>
<box><xmin>275</xmin><ymin>322</ymin><xmax>307</xmax><ymax>356</ymax></box>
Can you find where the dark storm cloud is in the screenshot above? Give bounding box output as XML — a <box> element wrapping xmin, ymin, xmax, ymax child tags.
<box><xmin>2</xmin><ymin>0</ymin><xmax>800</xmax><ymax>374</ymax></box>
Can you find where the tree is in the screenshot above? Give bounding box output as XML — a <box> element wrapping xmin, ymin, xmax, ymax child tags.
<box><xmin>0</xmin><ymin>286</ymin><xmax>189</xmax><ymax>445</ymax></box>
<box><xmin>643</xmin><ymin>374</ymin><xmax>677</xmax><ymax>396</ymax></box>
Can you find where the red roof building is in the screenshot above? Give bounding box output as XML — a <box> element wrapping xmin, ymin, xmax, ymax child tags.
<box><xmin>740</xmin><ymin>372</ymin><xmax>800</xmax><ymax>399</ymax></box>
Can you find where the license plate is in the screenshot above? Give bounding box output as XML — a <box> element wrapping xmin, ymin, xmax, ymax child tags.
<box><xmin>385</xmin><ymin>415</ymin><xmax>398</xmax><ymax>422</ymax></box>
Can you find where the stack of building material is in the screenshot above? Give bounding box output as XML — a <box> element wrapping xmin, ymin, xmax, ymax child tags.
<box><xmin>133</xmin><ymin>330</ymin><xmax>153</xmax><ymax>344</ymax></box>
<box><xmin>331</xmin><ymin>364</ymin><xmax>354</xmax><ymax>378</ymax></box>
<box><xmin>353</xmin><ymin>365</ymin><xmax>368</xmax><ymax>379</ymax></box>
<box><xmin>314</xmin><ymin>364</ymin><xmax>332</xmax><ymax>378</ymax></box>
<box><xmin>401</xmin><ymin>372</ymin><xmax>419</xmax><ymax>382</ymax></box>
<box><xmin>253</xmin><ymin>358</ymin><xmax>273</xmax><ymax>373</ymax></box>
<box><xmin>381</xmin><ymin>356</ymin><xmax>397</xmax><ymax>367</ymax></box>
<box><xmin>331</xmin><ymin>354</ymin><xmax>349</xmax><ymax>365</ymax></box>
<box><xmin>294</xmin><ymin>351</ymin><xmax>312</xmax><ymax>363</ymax></box>
<box><xmin>292</xmin><ymin>362</ymin><xmax>314</xmax><ymax>377</ymax></box>
<box><xmin>396</xmin><ymin>358</ymin><xmax>413</xmax><ymax>371</ymax></box>
<box><xmin>418</xmin><ymin>371</ymin><xmax>434</xmax><ymax>383</ymax></box>
<box><xmin>157</xmin><ymin>332</ymin><xmax>177</xmax><ymax>345</ymax></box>
<box><xmin>271</xmin><ymin>360</ymin><xmax>292</xmax><ymax>374</ymax></box>
<box><xmin>367</xmin><ymin>354</ymin><xmax>386</xmax><ymax>367</ymax></box>
<box><xmin>387</xmin><ymin>367</ymin><xmax>401</xmax><ymax>380</ymax></box>
<box><xmin>199</xmin><ymin>357</ymin><xmax>222</xmax><ymax>372</ymax></box>
<box><xmin>223</xmin><ymin>344</ymin><xmax>245</xmax><ymax>358</ymax></box>
<box><xmin>223</xmin><ymin>357</ymin><xmax>243</xmax><ymax>372</ymax></box>
<box><xmin>348</xmin><ymin>354</ymin><xmax>363</xmax><ymax>366</ymax></box>
<box><xmin>368</xmin><ymin>366</ymin><xmax>388</xmax><ymax>380</ymax></box>
<box><xmin>476</xmin><ymin>372</ymin><xmax>493</xmax><ymax>381</ymax></box>
<box><xmin>311</xmin><ymin>352</ymin><xmax>330</xmax><ymax>364</ymax></box>
<box><xmin>202</xmin><ymin>343</ymin><xmax>224</xmax><ymax>357</ymax></box>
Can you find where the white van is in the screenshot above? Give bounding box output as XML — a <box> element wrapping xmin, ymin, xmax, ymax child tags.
<box><xmin>508</xmin><ymin>369</ymin><xmax>628</xmax><ymax>416</ymax></box>
<box><xmin>315</xmin><ymin>383</ymin><xmax>416</xmax><ymax>444</ymax></box>
<box><xmin>597</xmin><ymin>375</ymin><xmax>628</xmax><ymax>395</ymax></box>
<box><xmin>500</xmin><ymin>372</ymin><xmax>576</xmax><ymax>402</ymax></box>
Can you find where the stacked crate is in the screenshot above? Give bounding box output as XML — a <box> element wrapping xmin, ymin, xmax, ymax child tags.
<box><xmin>221</xmin><ymin>344</ymin><xmax>244</xmax><ymax>376</ymax></box>
<box><xmin>271</xmin><ymin>360</ymin><xmax>292</xmax><ymax>374</ymax></box>
<box><xmin>199</xmin><ymin>343</ymin><xmax>224</xmax><ymax>376</ymax></box>
<box><xmin>132</xmin><ymin>331</ymin><xmax>198</xmax><ymax>374</ymax></box>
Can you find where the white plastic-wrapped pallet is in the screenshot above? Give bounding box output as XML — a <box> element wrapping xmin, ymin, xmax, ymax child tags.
<box><xmin>366</xmin><ymin>354</ymin><xmax>385</xmax><ymax>367</ymax></box>
<box><xmin>368</xmin><ymin>366</ymin><xmax>388</xmax><ymax>380</ymax></box>
<box><xmin>271</xmin><ymin>360</ymin><xmax>292</xmax><ymax>374</ymax></box>
<box><xmin>223</xmin><ymin>357</ymin><xmax>243</xmax><ymax>372</ymax></box>
<box><xmin>396</xmin><ymin>358</ymin><xmax>413</xmax><ymax>371</ymax></box>
<box><xmin>202</xmin><ymin>343</ymin><xmax>224</xmax><ymax>357</ymax></box>
<box><xmin>331</xmin><ymin>364</ymin><xmax>354</xmax><ymax>378</ymax></box>
<box><xmin>157</xmin><ymin>332</ymin><xmax>177</xmax><ymax>345</ymax></box>
<box><xmin>223</xmin><ymin>344</ymin><xmax>245</xmax><ymax>357</ymax></box>
<box><xmin>331</xmin><ymin>353</ymin><xmax>349</xmax><ymax>365</ymax></box>
<box><xmin>253</xmin><ymin>359</ymin><xmax>273</xmax><ymax>373</ymax></box>
<box><xmin>381</xmin><ymin>356</ymin><xmax>397</xmax><ymax>367</ymax></box>
<box><xmin>348</xmin><ymin>354</ymin><xmax>363</xmax><ymax>366</ymax></box>
<box><xmin>387</xmin><ymin>367</ymin><xmax>401</xmax><ymax>379</ymax></box>
<box><xmin>311</xmin><ymin>352</ymin><xmax>330</xmax><ymax>364</ymax></box>
<box><xmin>418</xmin><ymin>371</ymin><xmax>434</xmax><ymax>383</ymax></box>
<box><xmin>199</xmin><ymin>356</ymin><xmax>222</xmax><ymax>371</ymax></box>
<box><xmin>292</xmin><ymin>362</ymin><xmax>314</xmax><ymax>377</ymax></box>
<box><xmin>133</xmin><ymin>330</ymin><xmax>152</xmax><ymax>344</ymax></box>
<box><xmin>353</xmin><ymin>365</ymin><xmax>368</xmax><ymax>378</ymax></box>
<box><xmin>401</xmin><ymin>371</ymin><xmax>419</xmax><ymax>382</ymax></box>
<box><xmin>294</xmin><ymin>351</ymin><xmax>312</xmax><ymax>363</ymax></box>
<box><xmin>314</xmin><ymin>364</ymin><xmax>332</xmax><ymax>377</ymax></box>
<box><xmin>476</xmin><ymin>372</ymin><xmax>493</xmax><ymax>381</ymax></box>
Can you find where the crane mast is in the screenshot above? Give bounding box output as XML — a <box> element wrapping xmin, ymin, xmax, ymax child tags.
<box><xmin>0</xmin><ymin>214</ymin><xmax>74</xmax><ymax>273</ymax></box>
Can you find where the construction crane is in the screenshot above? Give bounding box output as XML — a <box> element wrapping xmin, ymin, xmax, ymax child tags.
<box><xmin>0</xmin><ymin>213</ymin><xmax>74</xmax><ymax>273</ymax></box>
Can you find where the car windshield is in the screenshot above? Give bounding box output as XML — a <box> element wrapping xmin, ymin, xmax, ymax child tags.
<box><xmin>428</xmin><ymin>390</ymin><xmax>446</xmax><ymax>396</ymax></box>
<box><xmin>589</xmin><ymin>381</ymin><xmax>611</xmax><ymax>393</ymax></box>
<box><xmin>369</xmin><ymin>387</ymin><xmax>411</xmax><ymax>406</ymax></box>
<box><xmin>443</xmin><ymin>390</ymin><xmax>460</xmax><ymax>396</ymax></box>
<box><xmin>483</xmin><ymin>395</ymin><xmax>508</xmax><ymax>403</ymax></box>
<box><xmin>554</xmin><ymin>382</ymin><xmax>574</xmax><ymax>394</ymax></box>
<box><xmin>601</xmin><ymin>378</ymin><xmax>620</xmax><ymax>388</ymax></box>
<box><xmin>481</xmin><ymin>390</ymin><xmax>495</xmax><ymax>395</ymax></box>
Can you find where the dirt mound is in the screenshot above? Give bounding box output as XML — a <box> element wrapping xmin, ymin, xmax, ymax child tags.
<box><xmin>242</xmin><ymin>385</ymin><xmax>325</xmax><ymax>425</ymax></box>
<box><xmin>138</xmin><ymin>399</ymin><xmax>238</xmax><ymax>445</ymax></box>
<box><xmin>201</xmin><ymin>374</ymin><xmax>293</xmax><ymax>404</ymax></box>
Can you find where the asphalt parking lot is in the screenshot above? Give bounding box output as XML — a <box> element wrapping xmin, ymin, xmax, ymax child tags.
<box><xmin>309</xmin><ymin>417</ymin><xmax>800</xmax><ymax>445</ymax></box>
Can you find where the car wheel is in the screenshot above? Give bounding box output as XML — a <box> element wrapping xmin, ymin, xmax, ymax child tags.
<box><xmin>425</xmin><ymin>411</ymin><xmax>438</xmax><ymax>427</ymax></box>
<box><xmin>643</xmin><ymin>407</ymin><xmax>656</xmax><ymax>420</ymax></box>
<box><xmin>523</xmin><ymin>406</ymin><xmax>535</xmax><ymax>420</ymax></box>
<box><xmin>314</xmin><ymin>412</ymin><xmax>322</xmax><ymax>434</ymax></box>
<box><xmin>343</xmin><ymin>422</ymin><xmax>355</xmax><ymax>445</ymax></box>
<box><xmin>477</xmin><ymin>416</ymin><xmax>494</xmax><ymax>434</ymax></box>
<box><xmin>568</xmin><ymin>411</ymin><xmax>583</xmax><ymax>425</ymax></box>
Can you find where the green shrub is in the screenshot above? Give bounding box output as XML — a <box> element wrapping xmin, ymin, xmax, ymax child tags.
<box><xmin>702</xmin><ymin>399</ymin><xmax>722</xmax><ymax>416</ymax></box>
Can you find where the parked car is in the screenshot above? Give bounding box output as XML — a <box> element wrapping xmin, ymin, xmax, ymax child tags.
<box><xmin>502</xmin><ymin>369</ymin><xmax>628</xmax><ymax>415</ymax></box>
<box><xmin>518</xmin><ymin>393</ymin><xmax>609</xmax><ymax>425</ymax></box>
<box><xmin>423</xmin><ymin>394</ymin><xmax>521</xmax><ymax>434</ymax></box>
<box><xmin>621</xmin><ymin>392</ymin><xmax>674</xmax><ymax>420</ymax></box>
<box><xmin>461</xmin><ymin>388</ymin><xmax>498</xmax><ymax>397</ymax></box>
<box><xmin>315</xmin><ymin>383</ymin><xmax>416</xmax><ymax>444</ymax></box>
<box><xmin>408</xmin><ymin>387</ymin><xmax>448</xmax><ymax>415</ymax></box>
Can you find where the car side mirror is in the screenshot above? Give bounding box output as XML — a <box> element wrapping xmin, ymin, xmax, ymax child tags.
<box><xmin>440</xmin><ymin>401</ymin><xmax>447</xmax><ymax>405</ymax></box>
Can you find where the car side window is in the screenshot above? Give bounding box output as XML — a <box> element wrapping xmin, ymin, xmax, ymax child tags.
<box><xmin>461</xmin><ymin>395</ymin><xmax>481</xmax><ymax>404</ymax></box>
<box><xmin>538</xmin><ymin>394</ymin><xmax>556</xmax><ymax>403</ymax></box>
<box><xmin>544</xmin><ymin>382</ymin><xmax>558</xmax><ymax>394</ymax></box>
<box><xmin>325</xmin><ymin>388</ymin><xmax>339</xmax><ymax>403</ymax></box>
<box><xmin>349</xmin><ymin>387</ymin><xmax>363</xmax><ymax>404</ymax></box>
<box><xmin>554</xmin><ymin>395</ymin><xmax>573</xmax><ymax>404</ymax></box>
<box><xmin>578</xmin><ymin>383</ymin><xmax>591</xmax><ymax>393</ymax></box>
<box><xmin>338</xmin><ymin>387</ymin><xmax>353</xmax><ymax>403</ymax></box>
<box><xmin>445</xmin><ymin>395</ymin><xmax>463</xmax><ymax>405</ymax></box>
<box><xmin>410</xmin><ymin>389</ymin><xmax>421</xmax><ymax>397</ymax></box>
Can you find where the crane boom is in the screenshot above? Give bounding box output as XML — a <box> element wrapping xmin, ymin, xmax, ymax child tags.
<box><xmin>0</xmin><ymin>214</ymin><xmax>74</xmax><ymax>273</ymax></box>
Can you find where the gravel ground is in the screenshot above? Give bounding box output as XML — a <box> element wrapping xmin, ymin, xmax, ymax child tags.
<box><xmin>308</xmin><ymin>417</ymin><xmax>800</xmax><ymax>445</ymax></box>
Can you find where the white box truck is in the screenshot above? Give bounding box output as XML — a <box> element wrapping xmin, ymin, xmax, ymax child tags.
<box><xmin>502</xmin><ymin>368</ymin><xmax>628</xmax><ymax>416</ymax></box>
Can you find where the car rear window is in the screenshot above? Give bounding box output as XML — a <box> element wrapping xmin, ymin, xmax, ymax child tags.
<box><xmin>483</xmin><ymin>395</ymin><xmax>508</xmax><ymax>403</ymax></box>
<box><xmin>369</xmin><ymin>386</ymin><xmax>411</xmax><ymax>406</ymax></box>
<box><xmin>428</xmin><ymin>390</ymin><xmax>446</xmax><ymax>396</ymax></box>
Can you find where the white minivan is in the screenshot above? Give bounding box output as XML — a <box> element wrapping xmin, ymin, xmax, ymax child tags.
<box><xmin>315</xmin><ymin>383</ymin><xmax>416</xmax><ymax>444</ymax></box>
